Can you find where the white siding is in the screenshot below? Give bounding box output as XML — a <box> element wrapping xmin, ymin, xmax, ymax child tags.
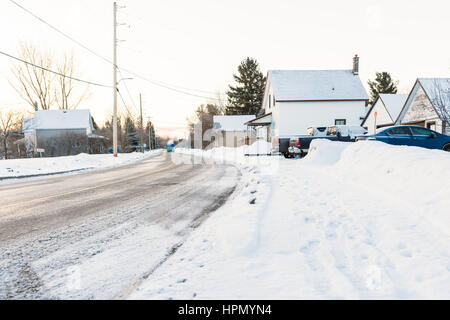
<box><xmin>275</xmin><ymin>101</ymin><xmax>366</xmax><ymax>136</ymax></box>
<box><xmin>364</xmin><ymin>99</ymin><xmax>394</xmax><ymax>134</ymax></box>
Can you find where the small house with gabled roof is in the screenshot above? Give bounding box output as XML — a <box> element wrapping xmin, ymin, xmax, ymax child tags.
<box><xmin>362</xmin><ymin>94</ymin><xmax>408</xmax><ymax>134</ymax></box>
<box><xmin>396</xmin><ymin>78</ymin><xmax>450</xmax><ymax>134</ymax></box>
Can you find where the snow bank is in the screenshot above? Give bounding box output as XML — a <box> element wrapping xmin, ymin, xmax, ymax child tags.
<box><xmin>304</xmin><ymin>139</ymin><xmax>450</xmax><ymax>234</ymax></box>
<box><xmin>303</xmin><ymin>139</ymin><xmax>351</xmax><ymax>166</ymax></box>
<box><xmin>132</xmin><ymin>141</ymin><xmax>450</xmax><ymax>300</ymax></box>
<box><xmin>0</xmin><ymin>150</ymin><xmax>163</xmax><ymax>180</ymax></box>
<box><xmin>245</xmin><ymin>140</ymin><xmax>273</xmax><ymax>155</ymax></box>
<box><xmin>173</xmin><ymin>140</ymin><xmax>278</xmax><ymax>173</ymax></box>
<box><xmin>336</xmin><ymin>141</ymin><xmax>450</xmax><ymax>234</ymax></box>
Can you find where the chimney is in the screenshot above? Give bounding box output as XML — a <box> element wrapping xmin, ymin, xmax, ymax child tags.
<box><xmin>353</xmin><ymin>54</ymin><xmax>359</xmax><ymax>75</ymax></box>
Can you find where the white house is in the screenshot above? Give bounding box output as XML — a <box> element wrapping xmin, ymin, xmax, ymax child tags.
<box><xmin>396</xmin><ymin>78</ymin><xmax>450</xmax><ymax>134</ymax></box>
<box><xmin>212</xmin><ymin>115</ymin><xmax>256</xmax><ymax>147</ymax></box>
<box><xmin>24</xmin><ymin>109</ymin><xmax>95</xmax><ymax>149</ymax></box>
<box><xmin>362</xmin><ymin>94</ymin><xmax>408</xmax><ymax>134</ymax></box>
<box><xmin>246</xmin><ymin>55</ymin><xmax>369</xmax><ymax>145</ymax></box>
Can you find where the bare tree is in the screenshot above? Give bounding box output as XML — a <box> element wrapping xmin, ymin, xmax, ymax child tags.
<box><xmin>10</xmin><ymin>43</ymin><xmax>90</xmax><ymax>111</ymax></box>
<box><xmin>10</xmin><ymin>42</ymin><xmax>55</xmax><ymax>111</ymax></box>
<box><xmin>0</xmin><ymin>109</ymin><xmax>24</xmax><ymax>159</ymax></box>
<box><xmin>432</xmin><ymin>79</ymin><xmax>450</xmax><ymax>129</ymax></box>
<box><xmin>55</xmin><ymin>51</ymin><xmax>90</xmax><ymax>110</ymax></box>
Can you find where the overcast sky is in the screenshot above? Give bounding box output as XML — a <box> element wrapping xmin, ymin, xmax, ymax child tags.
<box><xmin>1</xmin><ymin>0</ymin><xmax>449</xmax><ymax>138</ymax></box>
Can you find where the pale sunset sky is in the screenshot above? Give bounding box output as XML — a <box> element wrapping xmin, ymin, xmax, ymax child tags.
<box><xmin>1</xmin><ymin>0</ymin><xmax>449</xmax><ymax>138</ymax></box>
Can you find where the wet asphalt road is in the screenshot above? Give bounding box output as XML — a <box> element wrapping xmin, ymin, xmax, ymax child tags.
<box><xmin>0</xmin><ymin>152</ymin><xmax>238</xmax><ymax>299</ymax></box>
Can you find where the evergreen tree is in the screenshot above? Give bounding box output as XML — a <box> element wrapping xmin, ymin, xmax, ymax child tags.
<box><xmin>368</xmin><ymin>72</ymin><xmax>399</xmax><ymax>105</ymax></box>
<box><xmin>226</xmin><ymin>57</ymin><xmax>266</xmax><ymax>115</ymax></box>
<box><xmin>145</xmin><ymin>121</ymin><xmax>156</xmax><ymax>150</ymax></box>
<box><xmin>125</xmin><ymin>116</ymin><xmax>139</xmax><ymax>152</ymax></box>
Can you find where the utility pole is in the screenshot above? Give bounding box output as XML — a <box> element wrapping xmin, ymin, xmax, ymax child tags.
<box><xmin>112</xmin><ymin>1</ymin><xmax>118</xmax><ymax>157</ymax></box>
<box><xmin>140</xmin><ymin>93</ymin><xmax>144</xmax><ymax>153</ymax></box>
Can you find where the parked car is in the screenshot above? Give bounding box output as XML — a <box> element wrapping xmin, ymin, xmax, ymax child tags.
<box><xmin>357</xmin><ymin>125</ymin><xmax>450</xmax><ymax>151</ymax></box>
<box><xmin>166</xmin><ymin>143</ymin><xmax>175</xmax><ymax>152</ymax></box>
<box><xmin>279</xmin><ymin>125</ymin><xmax>367</xmax><ymax>158</ymax></box>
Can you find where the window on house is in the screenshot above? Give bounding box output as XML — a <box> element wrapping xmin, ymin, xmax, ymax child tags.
<box><xmin>269</xmin><ymin>95</ymin><xmax>271</xmax><ymax>108</ymax></box>
<box><xmin>273</xmin><ymin>96</ymin><xmax>275</xmax><ymax>107</ymax></box>
<box><xmin>335</xmin><ymin>119</ymin><xmax>347</xmax><ymax>125</ymax></box>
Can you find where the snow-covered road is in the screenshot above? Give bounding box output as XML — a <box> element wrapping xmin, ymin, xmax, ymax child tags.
<box><xmin>0</xmin><ymin>152</ymin><xmax>238</xmax><ymax>299</ymax></box>
<box><xmin>131</xmin><ymin>141</ymin><xmax>450</xmax><ymax>299</ymax></box>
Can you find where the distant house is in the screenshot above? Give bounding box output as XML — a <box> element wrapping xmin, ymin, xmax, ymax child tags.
<box><xmin>213</xmin><ymin>115</ymin><xmax>256</xmax><ymax>147</ymax></box>
<box><xmin>246</xmin><ymin>55</ymin><xmax>369</xmax><ymax>145</ymax></box>
<box><xmin>24</xmin><ymin>109</ymin><xmax>98</xmax><ymax>156</ymax></box>
<box><xmin>396</xmin><ymin>78</ymin><xmax>450</xmax><ymax>134</ymax></box>
<box><xmin>362</xmin><ymin>94</ymin><xmax>408</xmax><ymax>134</ymax></box>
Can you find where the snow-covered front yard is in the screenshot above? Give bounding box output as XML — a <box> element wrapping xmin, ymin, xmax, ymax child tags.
<box><xmin>130</xmin><ymin>140</ymin><xmax>450</xmax><ymax>299</ymax></box>
<box><xmin>0</xmin><ymin>150</ymin><xmax>163</xmax><ymax>180</ymax></box>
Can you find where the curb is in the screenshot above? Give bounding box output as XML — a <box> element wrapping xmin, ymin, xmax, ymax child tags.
<box><xmin>0</xmin><ymin>168</ymin><xmax>94</xmax><ymax>181</ymax></box>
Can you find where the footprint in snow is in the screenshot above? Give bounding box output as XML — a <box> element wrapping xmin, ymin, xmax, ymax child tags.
<box><xmin>400</xmin><ymin>250</ymin><xmax>413</xmax><ymax>258</ymax></box>
<box><xmin>325</xmin><ymin>231</ymin><xmax>337</xmax><ymax>240</ymax></box>
<box><xmin>304</xmin><ymin>217</ymin><xmax>315</xmax><ymax>224</ymax></box>
<box><xmin>299</xmin><ymin>240</ymin><xmax>321</xmax><ymax>254</ymax></box>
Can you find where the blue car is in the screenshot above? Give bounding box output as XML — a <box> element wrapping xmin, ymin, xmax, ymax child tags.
<box><xmin>167</xmin><ymin>143</ymin><xmax>175</xmax><ymax>152</ymax></box>
<box><xmin>358</xmin><ymin>125</ymin><xmax>450</xmax><ymax>151</ymax></box>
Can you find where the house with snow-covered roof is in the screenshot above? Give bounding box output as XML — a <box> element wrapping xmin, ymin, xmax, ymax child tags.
<box><xmin>246</xmin><ymin>55</ymin><xmax>369</xmax><ymax>146</ymax></box>
<box><xmin>23</xmin><ymin>109</ymin><xmax>97</xmax><ymax>155</ymax></box>
<box><xmin>396</xmin><ymin>78</ymin><xmax>450</xmax><ymax>134</ymax></box>
<box><xmin>212</xmin><ymin>115</ymin><xmax>256</xmax><ymax>147</ymax></box>
<box><xmin>362</xmin><ymin>94</ymin><xmax>408</xmax><ymax>134</ymax></box>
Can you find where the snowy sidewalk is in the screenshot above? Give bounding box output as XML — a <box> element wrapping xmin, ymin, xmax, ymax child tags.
<box><xmin>0</xmin><ymin>150</ymin><xmax>163</xmax><ymax>181</ymax></box>
<box><xmin>130</xmin><ymin>141</ymin><xmax>450</xmax><ymax>299</ymax></box>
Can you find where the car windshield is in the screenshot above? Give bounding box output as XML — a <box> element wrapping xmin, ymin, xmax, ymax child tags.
<box><xmin>385</xmin><ymin>127</ymin><xmax>411</xmax><ymax>136</ymax></box>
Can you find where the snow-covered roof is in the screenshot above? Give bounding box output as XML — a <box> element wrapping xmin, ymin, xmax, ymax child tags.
<box><xmin>213</xmin><ymin>115</ymin><xmax>255</xmax><ymax>131</ymax></box>
<box><xmin>30</xmin><ymin>110</ymin><xmax>94</xmax><ymax>130</ymax></box>
<box><xmin>268</xmin><ymin>70</ymin><xmax>369</xmax><ymax>101</ymax></box>
<box><xmin>379</xmin><ymin>94</ymin><xmax>408</xmax><ymax>122</ymax></box>
<box><xmin>418</xmin><ymin>78</ymin><xmax>450</xmax><ymax>120</ymax></box>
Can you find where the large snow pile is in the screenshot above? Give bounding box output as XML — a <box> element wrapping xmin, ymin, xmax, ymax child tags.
<box><xmin>335</xmin><ymin>140</ymin><xmax>450</xmax><ymax>234</ymax></box>
<box><xmin>132</xmin><ymin>141</ymin><xmax>450</xmax><ymax>299</ymax></box>
<box><xmin>302</xmin><ymin>139</ymin><xmax>351</xmax><ymax>166</ymax></box>
<box><xmin>0</xmin><ymin>150</ymin><xmax>162</xmax><ymax>180</ymax></box>
<box><xmin>245</xmin><ymin>140</ymin><xmax>273</xmax><ymax>155</ymax></box>
<box><xmin>174</xmin><ymin>140</ymin><xmax>275</xmax><ymax>167</ymax></box>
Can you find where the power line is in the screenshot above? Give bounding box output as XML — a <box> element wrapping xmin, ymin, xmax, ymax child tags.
<box><xmin>118</xmin><ymin>69</ymin><xmax>138</xmax><ymax>111</ymax></box>
<box><xmin>9</xmin><ymin>0</ymin><xmax>261</xmax><ymax>102</ymax></box>
<box><xmin>8</xmin><ymin>0</ymin><xmax>115</xmax><ymax>66</ymax></box>
<box><xmin>9</xmin><ymin>0</ymin><xmax>222</xmax><ymax>98</ymax></box>
<box><xmin>0</xmin><ymin>50</ymin><xmax>112</xmax><ymax>88</ymax></box>
<box><xmin>117</xmin><ymin>88</ymin><xmax>134</xmax><ymax>117</ymax></box>
<box><xmin>117</xmin><ymin>67</ymin><xmax>227</xmax><ymax>102</ymax></box>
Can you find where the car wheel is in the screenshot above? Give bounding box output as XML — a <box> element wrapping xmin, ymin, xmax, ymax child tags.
<box><xmin>443</xmin><ymin>144</ymin><xmax>450</xmax><ymax>152</ymax></box>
